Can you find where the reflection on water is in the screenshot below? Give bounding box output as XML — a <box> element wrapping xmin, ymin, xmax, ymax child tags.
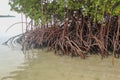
<box><xmin>1</xmin><ymin>49</ymin><xmax>120</xmax><ymax>80</ymax></box>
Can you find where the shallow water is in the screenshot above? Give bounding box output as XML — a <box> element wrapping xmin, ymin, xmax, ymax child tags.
<box><xmin>0</xmin><ymin>45</ymin><xmax>24</xmax><ymax>79</ymax></box>
<box><xmin>1</xmin><ymin>49</ymin><xmax>120</xmax><ymax>80</ymax></box>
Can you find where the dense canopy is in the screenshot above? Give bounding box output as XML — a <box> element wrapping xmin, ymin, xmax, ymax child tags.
<box><xmin>9</xmin><ymin>0</ymin><xmax>120</xmax><ymax>24</ymax></box>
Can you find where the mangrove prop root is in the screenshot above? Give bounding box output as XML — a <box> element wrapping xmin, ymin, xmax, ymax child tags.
<box><xmin>4</xmin><ymin>12</ymin><xmax>120</xmax><ymax>59</ymax></box>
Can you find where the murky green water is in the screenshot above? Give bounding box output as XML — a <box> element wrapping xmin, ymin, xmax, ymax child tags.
<box><xmin>1</xmin><ymin>48</ymin><xmax>120</xmax><ymax>80</ymax></box>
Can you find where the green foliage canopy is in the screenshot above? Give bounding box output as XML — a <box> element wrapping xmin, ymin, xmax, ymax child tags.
<box><xmin>9</xmin><ymin>0</ymin><xmax>120</xmax><ymax>25</ymax></box>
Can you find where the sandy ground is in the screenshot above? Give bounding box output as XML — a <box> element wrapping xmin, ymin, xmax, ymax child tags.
<box><xmin>2</xmin><ymin>49</ymin><xmax>120</xmax><ymax>80</ymax></box>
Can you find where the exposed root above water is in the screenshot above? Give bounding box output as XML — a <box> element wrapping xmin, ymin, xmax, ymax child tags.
<box><xmin>3</xmin><ymin>15</ymin><xmax>120</xmax><ymax>60</ymax></box>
